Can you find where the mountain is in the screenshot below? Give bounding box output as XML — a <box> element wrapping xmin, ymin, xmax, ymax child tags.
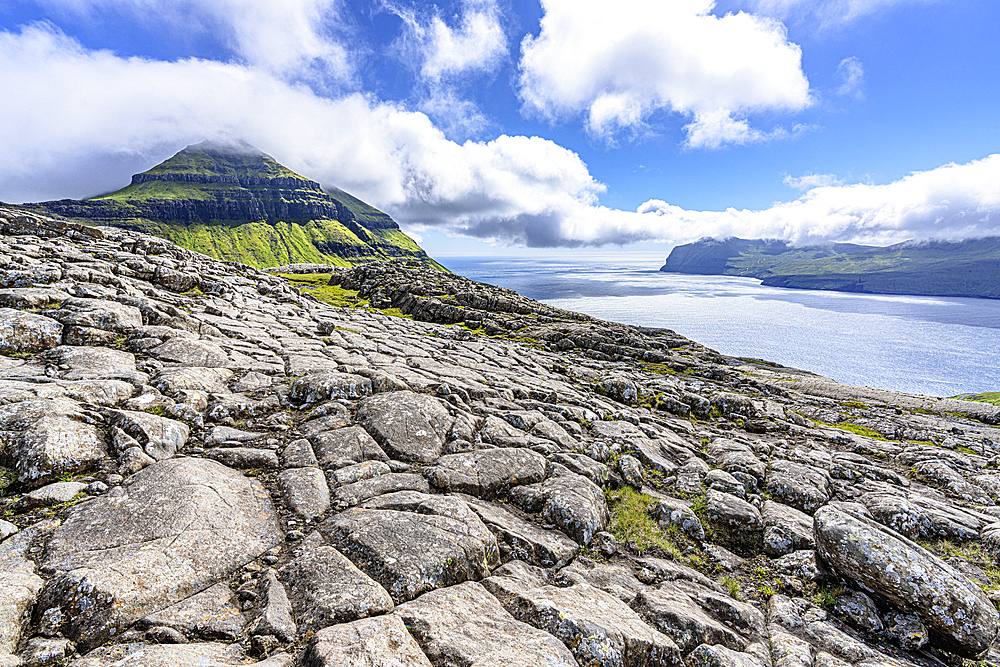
<box><xmin>27</xmin><ymin>140</ymin><xmax>444</xmax><ymax>270</ymax></box>
<box><xmin>662</xmin><ymin>236</ymin><xmax>1000</xmax><ymax>299</ymax></box>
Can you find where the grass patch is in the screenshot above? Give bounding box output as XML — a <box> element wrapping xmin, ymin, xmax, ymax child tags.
<box><xmin>277</xmin><ymin>273</ymin><xmax>369</xmax><ymax>308</ymax></box>
<box><xmin>606</xmin><ymin>487</ymin><xmax>689</xmax><ymax>560</ymax></box>
<box><xmin>961</xmin><ymin>392</ymin><xmax>1000</xmax><ymax>407</ymax></box>
<box><xmin>917</xmin><ymin>540</ymin><xmax>1000</xmax><ymax>591</ymax></box>
<box><xmin>814</xmin><ymin>420</ymin><xmax>888</xmax><ymax>441</ymax></box>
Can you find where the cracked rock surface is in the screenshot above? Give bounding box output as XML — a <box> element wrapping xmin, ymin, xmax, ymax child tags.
<box><xmin>2</xmin><ymin>205</ymin><xmax>1000</xmax><ymax>666</ymax></box>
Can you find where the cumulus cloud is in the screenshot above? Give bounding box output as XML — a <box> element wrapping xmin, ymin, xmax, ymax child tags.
<box><xmin>34</xmin><ymin>0</ymin><xmax>352</xmax><ymax>79</ymax></box>
<box><xmin>741</xmin><ymin>0</ymin><xmax>939</xmax><ymax>26</ymax></box>
<box><xmin>517</xmin><ymin>0</ymin><xmax>811</xmax><ymax>147</ymax></box>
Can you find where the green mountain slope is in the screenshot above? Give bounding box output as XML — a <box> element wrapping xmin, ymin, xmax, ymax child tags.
<box><xmin>29</xmin><ymin>140</ymin><xmax>444</xmax><ymax>270</ymax></box>
<box><xmin>662</xmin><ymin>236</ymin><xmax>1000</xmax><ymax>299</ymax></box>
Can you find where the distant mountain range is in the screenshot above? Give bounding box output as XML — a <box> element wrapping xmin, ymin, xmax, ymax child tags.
<box><xmin>25</xmin><ymin>140</ymin><xmax>443</xmax><ymax>270</ymax></box>
<box><xmin>661</xmin><ymin>237</ymin><xmax>1000</xmax><ymax>299</ymax></box>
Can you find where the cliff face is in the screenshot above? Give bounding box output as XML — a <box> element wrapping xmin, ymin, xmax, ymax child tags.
<box><xmin>28</xmin><ymin>140</ymin><xmax>443</xmax><ymax>270</ymax></box>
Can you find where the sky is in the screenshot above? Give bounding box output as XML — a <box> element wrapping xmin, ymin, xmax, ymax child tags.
<box><xmin>1</xmin><ymin>0</ymin><xmax>999</xmax><ymax>257</ymax></box>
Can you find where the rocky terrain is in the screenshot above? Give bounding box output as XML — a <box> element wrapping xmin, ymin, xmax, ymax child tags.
<box><xmin>2</xmin><ymin>203</ymin><xmax>1000</xmax><ymax>667</ymax></box>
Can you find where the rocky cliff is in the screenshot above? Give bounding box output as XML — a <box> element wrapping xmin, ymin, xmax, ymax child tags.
<box><xmin>2</xmin><ymin>204</ymin><xmax>1000</xmax><ymax>667</ymax></box>
<box><xmin>26</xmin><ymin>140</ymin><xmax>443</xmax><ymax>271</ymax></box>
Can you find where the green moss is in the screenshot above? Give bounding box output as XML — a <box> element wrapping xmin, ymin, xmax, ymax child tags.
<box><xmin>842</xmin><ymin>401</ymin><xmax>868</xmax><ymax>410</ymax></box>
<box><xmin>961</xmin><ymin>392</ymin><xmax>1000</xmax><ymax>407</ymax></box>
<box><xmin>278</xmin><ymin>274</ymin><xmax>367</xmax><ymax>308</ymax></box>
<box><xmin>606</xmin><ymin>487</ymin><xmax>686</xmax><ymax>559</ymax></box>
<box><xmin>814</xmin><ymin>419</ymin><xmax>888</xmax><ymax>440</ymax></box>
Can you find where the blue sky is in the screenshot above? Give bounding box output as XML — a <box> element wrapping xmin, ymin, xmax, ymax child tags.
<box><xmin>1</xmin><ymin>0</ymin><xmax>998</xmax><ymax>257</ymax></box>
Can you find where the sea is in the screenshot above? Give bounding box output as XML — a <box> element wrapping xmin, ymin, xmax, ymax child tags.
<box><xmin>442</xmin><ymin>254</ymin><xmax>1000</xmax><ymax>398</ymax></box>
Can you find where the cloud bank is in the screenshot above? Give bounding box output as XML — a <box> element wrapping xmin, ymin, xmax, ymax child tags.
<box><xmin>518</xmin><ymin>0</ymin><xmax>812</xmax><ymax>147</ymax></box>
<box><xmin>1</xmin><ymin>17</ymin><xmax>998</xmax><ymax>252</ymax></box>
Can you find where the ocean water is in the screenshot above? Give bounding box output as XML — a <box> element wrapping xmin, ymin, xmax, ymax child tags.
<box><xmin>443</xmin><ymin>254</ymin><xmax>1000</xmax><ymax>398</ymax></box>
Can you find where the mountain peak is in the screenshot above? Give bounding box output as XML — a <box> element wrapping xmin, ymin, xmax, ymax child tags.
<box><xmin>135</xmin><ymin>139</ymin><xmax>314</xmax><ymax>189</ymax></box>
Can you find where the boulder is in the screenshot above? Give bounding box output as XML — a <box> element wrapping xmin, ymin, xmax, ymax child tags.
<box><xmin>814</xmin><ymin>505</ymin><xmax>999</xmax><ymax>658</ymax></box>
<box><xmin>765</xmin><ymin>459</ymin><xmax>830</xmax><ymax>514</ymax></box>
<box><xmin>393</xmin><ymin>581</ymin><xmax>577</xmax><ymax>667</ymax></box>
<box><xmin>354</xmin><ymin>391</ymin><xmax>453</xmax><ymax>463</ymax></box>
<box><xmin>138</xmin><ymin>582</ymin><xmax>245</xmax><ymax>641</ymax></box>
<box><xmin>278</xmin><ymin>467</ymin><xmax>330</xmax><ymax>521</ymax></box>
<box><xmin>0</xmin><ymin>520</ymin><xmax>56</xmax><ymax>655</ymax></box>
<box><xmin>762</xmin><ymin>501</ymin><xmax>815</xmax><ymax>556</ymax></box>
<box><xmin>36</xmin><ymin>458</ymin><xmax>282</xmax><ymax>650</ymax></box>
<box><xmin>109</xmin><ymin>409</ymin><xmax>189</xmax><ymax>461</ymax></box>
<box><xmin>631</xmin><ymin>582</ymin><xmax>744</xmax><ymax>653</ymax></box>
<box><xmin>462</xmin><ymin>495</ymin><xmax>579</xmax><ymax>568</ymax></box>
<box><xmin>705</xmin><ymin>490</ymin><xmax>763</xmax><ymax>533</ymax></box>
<box><xmin>150</xmin><ymin>337</ymin><xmax>229</xmax><ymax>367</ymax></box>
<box><xmin>46</xmin><ymin>298</ymin><xmax>142</xmax><ymax>333</ymax></box>
<box><xmin>310</xmin><ymin>426</ymin><xmax>387</xmax><ymax>469</ymax></box>
<box><xmin>531</xmin><ymin>473</ymin><xmax>609</xmax><ymax>546</ymax></box>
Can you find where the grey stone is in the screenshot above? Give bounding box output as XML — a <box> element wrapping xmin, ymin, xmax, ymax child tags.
<box><xmin>333</xmin><ymin>473</ymin><xmax>430</xmax><ymax>508</ymax></box>
<box><xmin>290</xmin><ymin>372</ymin><xmax>373</xmax><ymax>405</ymax></box>
<box><xmin>150</xmin><ymin>338</ymin><xmax>229</xmax><ymax>367</ymax></box>
<box><xmin>254</xmin><ymin>570</ymin><xmax>296</xmax><ymax>642</ymax></box>
<box><xmin>302</xmin><ymin>615</ymin><xmax>432</xmax><ymax>667</ymax></box>
<box><xmin>814</xmin><ymin>505</ymin><xmax>999</xmax><ymax>658</ymax></box>
<box><xmin>207</xmin><ymin>447</ymin><xmax>280</xmax><ymax>469</ymax></box>
<box><xmin>534</xmin><ymin>473</ymin><xmax>609</xmax><ymax>546</ymax></box>
<box><xmin>486</xmin><ymin>578</ymin><xmax>682</xmax><ymax>667</ymax></box>
<box><xmin>310</xmin><ymin>426</ymin><xmax>387</xmax><ymax>469</ymax></box>
<box><xmin>651</xmin><ymin>496</ymin><xmax>705</xmax><ymax>541</ymax></box>
<box><xmin>0</xmin><ymin>308</ymin><xmax>62</xmax><ymax>354</ymax></box>
<box><xmin>884</xmin><ymin>611</ymin><xmax>928</xmax><ymax>651</ymax></box>
<box><xmin>277</xmin><ymin>467</ymin><xmax>330</xmax><ymax>521</ymax></box>
<box><xmin>153</xmin><ymin>367</ymin><xmax>233</xmax><ymax>396</ymax></box>
<box><xmin>109</xmin><ymin>409</ymin><xmax>189</xmax><ymax>461</ymax></box>
<box><xmin>832</xmin><ymin>591</ymin><xmax>883</xmax><ymax>634</ymax></box>
<box><xmin>766</xmin><ymin>459</ymin><xmax>830</xmax><ymax>514</ymax></box>
<box><xmin>0</xmin><ymin>520</ymin><xmax>56</xmax><ymax>655</ymax></box>
<box><xmin>37</xmin><ymin>458</ymin><xmax>282</xmax><ymax>650</ymax></box>
<box><xmin>631</xmin><ymin>582</ymin><xmax>744</xmax><ymax>653</ymax></box>
<box><xmin>686</xmin><ymin>644</ymin><xmax>765</xmax><ymax>667</ymax></box>
<box><xmin>15</xmin><ymin>481</ymin><xmax>87</xmax><ymax>510</ymax></box>
<box><xmin>330</xmin><ymin>460</ymin><xmax>390</xmax><ymax>488</ymax></box>
<box><xmin>18</xmin><ymin>636</ymin><xmax>74</xmax><ymax>667</ymax></box>
<box><xmin>394</xmin><ymin>581</ymin><xmax>577</xmax><ymax>667</ymax></box>
<box><xmin>138</xmin><ymin>582</ymin><xmax>245</xmax><ymax>641</ymax></box>
<box><xmin>762</xmin><ymin>501</ymin><xmax>815</xmax><ymax>556</ymax></box>
<box><xmin>0</xmin><ymin>287</ymin><xmax>70</xmax><ymax>310</ymax></box>
<box><xmin>355</xmin><ymin>391</ymin><xmax>453</xmax><ymax>463</ymax></box>
<box><xmin>0</xmin><ymin>397</ymin><xmax>107</xmax><ymax>487</ymax></box>
<box><xmin>279</xmin><ymin>542</ymin><xmax>393</xmax><ymax>631</ymax></box>
<box><xmin>427</xmin><ymin>448</ymin><xmax>547</xmax><ymax>498</ymax></box>
<box><xmin>67</xmin><ymin>642</ymin><xmax>290</xmax><ymax>667</ymax></box>
<box><xmin>320</xmin><ymin>505</ymin><xmax>500</xmax><ymax>603</ymax></box>
<box><xmin>705</xmin><ymin>489</ymin><xmax>762</xmax><ymax>532</ymax></box>
<box><xmin>462</xmin><ymin>495</ymin><xmax>579</xmax><ymax>568</ymax></box>
<box><xmin>280</xmin><ymin>438</ymin><xmax>317</xmax><ymax>468</ymax></box>
<box><xmin>557</xmin><ymin>558</ymin><xmax>647</xmax><ymax>603</ymax></box>
<box><xmin>619</xmin><ymin>454</ymin><xmax>644</xmax><ymax>488</ymax></box>
<box><xmin>47</xmin><ymin>298</ymin><xmax>142</xmax><ymax>333</ymax></box>
<box><xmin>48</xmin><ymin>346</ymin><xmax>138</xmax><ymax>381</ymax></box>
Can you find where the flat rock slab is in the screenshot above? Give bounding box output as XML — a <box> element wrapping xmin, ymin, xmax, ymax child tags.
<box><xmin>207</xmin><ymin>447</ymin><xmax>280</xmax><ymax>470</ymax></box>
<box><xmin>46</xmin><ymin>298</ymin><xmax>142</xmax><ymax>333</ymax></box>
<box><xmin>303</xmin><ymin>615</ymin><xmax>432</xmax><ymax>667</ymax></box>
<box><xmin>394</xmin><ymin>581</ymin><xmax>577</xmax><ymax>667</ymax></box>
<box><xmin>705</xmin><ymin>490</ymin><xmax>762</xmax><ymax>533</ymax></box>
<box><xmin>487</xmin><ymin>580</ymin><xmax>682</xmax><ymax>667</ymax></box>
<box><xmin>150</xmin><ymin>337</ymin><xmax>229</xmax><ymax>367</ymax></box>
<box><xmin>320</xmin><ymin>506</ymin><xmax>499</xmax><ymax>603</ymax></box>
<box><xmin>152</xmin><ymin>367</ymin><xmax>233</xmax><ymax>396</ymax></box>
<box><xmin>814</xmin><ymin>505</ymin><xmax>999</xmax><ymax>658</ymax></box>
<box><xmin>138</xmin><ymin>582</ymin><xmax>245</xmax><ymax>640</ymax></box>
<box><xmin>766</xmin><ymin>460</ymin><xmax>830</xmax><ymax>514</ymax></box>
<box><xmin>762</xmin><ymin>501</ymin><xmax>815</xmax><ymax>556</ymax></box>
<box><xmin>462</xmin><ymin>495</ymin><xmax>578</xmax><ymax>568</ymax></box>
<box><xmin>310</xmin><ymin>426</ymin><xmax>387</xmax><ymax>469</ymax></box>
<box><xmin>290</xmin><ymin>372</ymin><xmax>373</xmax><ymax>404</ymax></box>
<box><xmin>427</xmin><ymin>448</ymin><xmax>547</xmax><ymax>498</ymax></box>
<box><xmin>37</xmin><ymin>458</ymin><xmax>282</xmax><ymax>650</ymax></box>
<box><xmin>278</xmin><ymin>467</ymin><xmax>331</xmax><ymax>521</ymax></box>
<box><xmin>333</xmin><ymin>473</ymin><xmax>429</xmax><ymax>508</ymax></box>
<box><xmin>0</xmin><ymin>520</ymin><xmax>57</xmax><ymax>655</ymax></box>
<box><xmin>49</xmin><ymin>346</ymin><xmax>138</xmax><ymax>381</ymax></box>
<box><xmin>279</xmin><ymin>542</ymin><xmax>393</xmax><ymax>631</ymax></box>
<box><xmin>355</xmin><ymin>391</ymin><xmax>453</xmax><ymax>463</ymax></box>
<box><xmin>0</xmin><ymin>308</ymin><xmax>62</xmax><ymax>354</ymax></box>
<box><xmin>0</xmin><ymin>397</ymin><xmax>107</xmax><ymax>487</ymax></box>
<box><xmin>68</xmin><ymin>642</ymin><xmax>291</xmax><ymax>667</ymax></box>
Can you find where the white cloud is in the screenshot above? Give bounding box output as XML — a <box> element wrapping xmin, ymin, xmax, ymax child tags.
<box><xmin>783</xmin><ymin>172</ymin><xmax>844</xmax><ymax>190</ymax></box>
<box><xmin>742</xmin><ymin>0</ymin><xmax>939</xmax><ymax>26</ymax></box>
<box><xmin>518</xmin><ymin>0</ymin><xmax>812</xmax><ymax>147</ymax></box>
<box><xmin>385</xmin><ymin>0</ymin><xmax>507</xmax><ymax>82</ymax></box>
<box><xmin>836</xmin><ymin>56</ymin><xmax>864</xmax><ymax>98</ymax></box>
<box><xmin>34</xmin><ymin>0</ymin><xmax>352</xmax><ymax>79</ymax></box>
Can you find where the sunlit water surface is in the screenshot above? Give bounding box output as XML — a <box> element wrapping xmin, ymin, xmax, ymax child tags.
<box><xmin>443</xmin><ymin>254</ymin><xmax>1000</xmax><ymax>397</ymax></box>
